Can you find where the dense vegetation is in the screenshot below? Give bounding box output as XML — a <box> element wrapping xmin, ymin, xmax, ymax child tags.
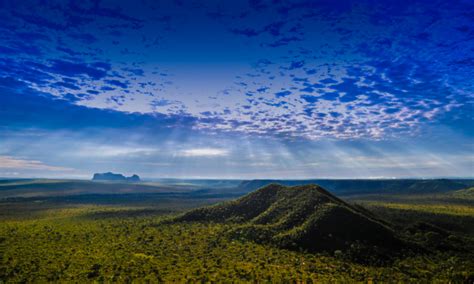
<box><xmin>176</xmin><ymin>184</ymin><xmax>405</xmax><ymax>257</ymax></box>
<box><xmin>0</xmin><ymin>179</ymin><xmax>473</xmax><ymax>282</ymax></box>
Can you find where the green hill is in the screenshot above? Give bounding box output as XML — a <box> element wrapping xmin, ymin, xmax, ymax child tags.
<box><xmin>451</xmin><ymin>187</ymin><xmax>474</xmax><ymax>199</ymax></box>
<box><xmin>175</xmin><ymin>184</ymin><xmax>406</xmax><ymax>256</ymax></box>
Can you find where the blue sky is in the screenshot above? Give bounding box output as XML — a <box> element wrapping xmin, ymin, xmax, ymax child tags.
<box><xmin>0</xmin><ymin>0</ymin><xmax>473</xmax><ymax>179</ymax></box>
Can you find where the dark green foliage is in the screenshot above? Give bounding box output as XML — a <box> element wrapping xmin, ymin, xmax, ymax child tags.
<box><xmin>176</xmin><ymin>184</ymin><xmax>405</xmax><ymax>256</ymax></box>
<box><xmin>452</xmin><ymin>187</ymin><xmax>474</xmax><ymax>199</ymax></box>
<box><xmin>360</xmin><ymin>202</ymin><xmax>474</xmax><ymax>253</ymax></box>
<box><xmin>0</xmin><ymin>180</ymin><xmax>473</xmax><ymax>281</ymax></box>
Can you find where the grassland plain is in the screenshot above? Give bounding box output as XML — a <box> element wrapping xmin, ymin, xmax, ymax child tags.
<box><xmin>0</xmin><ymin>181</ymin><xmax>473</xmax><ymax>282</ymax></box>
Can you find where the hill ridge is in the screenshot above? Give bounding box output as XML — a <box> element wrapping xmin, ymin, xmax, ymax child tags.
<box><xmin>175</xmin><ymin>183</ymin><xmax>405</xmax><ymax>255</ymax></box>
<box><xmin>237</xmin><ymin>179</ymin><xmax>471</xmax><ymax>196</ymax></box>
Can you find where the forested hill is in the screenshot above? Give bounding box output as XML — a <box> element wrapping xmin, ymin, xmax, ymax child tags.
<box><xmin>237</xmin><ymin>179</ymin><xmax>474</xmax><ymax>196</ymax></box>
<box><xmin>175</xmin><ymin>183</ymin><xmax>406</xmax><ymax>256</ymax></box>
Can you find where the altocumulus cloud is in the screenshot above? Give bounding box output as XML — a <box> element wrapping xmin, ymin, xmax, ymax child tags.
<box><xmin>1</xmin><ymin>0</ymin><xmax>472</xmax><ymax>140</ymax></box>
<box><xmin>0</xmin><ymin>0</ymin><xmax>473</xmax><ymax>179</ymax></box>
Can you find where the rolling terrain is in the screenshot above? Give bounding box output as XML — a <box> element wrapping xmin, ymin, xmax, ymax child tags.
<box><xmin>0</xmin><ymin>178</ymin><xmax>473</xmax><ymax>281</ymax></box>
<box><xmin>237</xmin><ymin>179</ymin><xmax>474</xmax><ymax>196</ymax></box>
<box><xmin>1</xmin><ymin>177</ymin><xmax>471</xmax><ymax>203</ymax></box>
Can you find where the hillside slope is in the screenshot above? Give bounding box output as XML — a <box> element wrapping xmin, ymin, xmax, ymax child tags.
<box><xmin>451</xmin><ymin>187</ymin><xmax>474</xmax><ymax>200</ymax></box>
<box><xmin>175</xmin><ymin>184</ymin><xmax>405</xmax><ymax>254</ymax></box>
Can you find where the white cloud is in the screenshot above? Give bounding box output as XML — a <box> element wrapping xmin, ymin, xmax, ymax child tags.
<box><xmin>74</xmin><ymin>146</ymin><xmax>156</xmax><ymax>157</ymax></box>
<box><xmin>177</xmin><ymin>148</ymin><xmax>229</xmax><ymax>157</ymax></box>
<box><xmin>0</xmin><ymin>156</ymin><xmax>73</xmax><ymax>171</ymax></box>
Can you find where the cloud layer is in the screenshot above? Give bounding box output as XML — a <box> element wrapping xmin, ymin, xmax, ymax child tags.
<box><xmin>178</xmin><ymin>148</ymin><xmax>229</xmax><ymax>157</ymax></box>
<box><xmin>0</xmin><ymin>156</ymin><xmax>72</xmax><ymax>171</ymax></box>
<box><xmin>0</xmin><ymin>1</ymin><xmax>472</xmax><ymax>178</ymax></box>
<box><xmin>1</xmin><ymin>0</ymin><xmax>472</xmax><ymax>140</ymax></box>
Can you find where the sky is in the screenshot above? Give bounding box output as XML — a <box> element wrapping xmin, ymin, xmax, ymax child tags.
<box><xmin>0</xmin><ymin>0</ymin><xmax>473</xmax><ymax>179</ymax></box>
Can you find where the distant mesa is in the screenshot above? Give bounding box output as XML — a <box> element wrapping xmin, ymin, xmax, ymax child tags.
<box><xmin>174</xmin><ymin>183</ymin><xmax>407</xmax><ymax>257</ymax></box>
<box><xmin>126</xmin><ymin>174</ymin><xmax>140</xmax><ymax>182</ymax></box>
<box><xmin>92</xmin><ymin>172</ymin><xmax>140</xmax><ymax>182</ymax></box>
